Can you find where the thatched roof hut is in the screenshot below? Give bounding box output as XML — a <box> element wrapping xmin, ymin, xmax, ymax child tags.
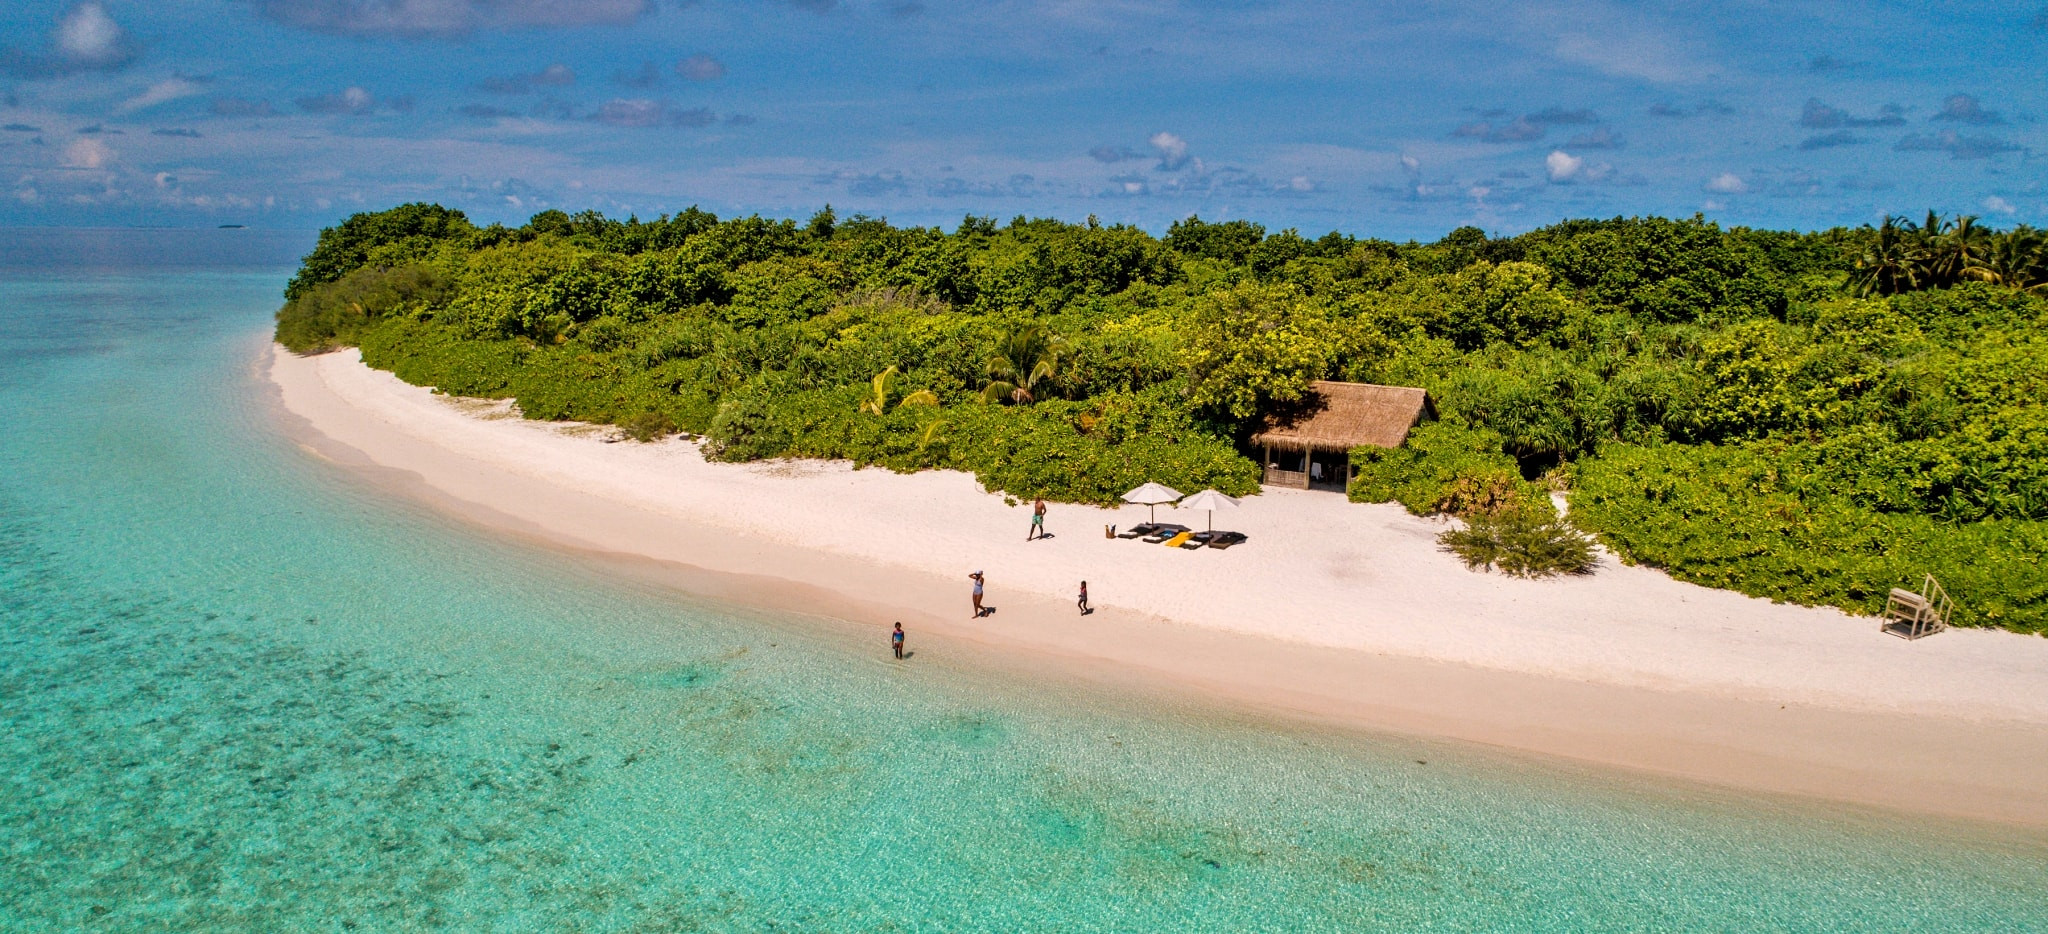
<box><xmin>1251</xmin><ymin>381</ymin><xmax>1434</xmax><ymax>489</ymax></box>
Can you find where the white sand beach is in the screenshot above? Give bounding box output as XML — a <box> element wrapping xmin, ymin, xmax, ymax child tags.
<box><xmin>269</xmin><ymin>346</ymin><xmax>2048</xmax><ymax>823</ymax></box>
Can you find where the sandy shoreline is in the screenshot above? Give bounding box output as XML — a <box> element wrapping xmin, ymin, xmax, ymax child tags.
<box><xmin>267</xmin><ymin>346</ymin><xmax>2048</xmax><ymax>825</ymax></box>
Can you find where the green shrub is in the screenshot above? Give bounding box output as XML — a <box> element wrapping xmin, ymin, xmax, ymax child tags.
<box><xmin>1348</xmin><ymin>421</ymin><xmax>1539</xmax><ymax>516</ymax></box>
<box><xmin>275</xmin><ymin>264</ymin><xmax>448</xmax><ymax>353</ymax></box>
<box><xmin>1438</xmin><ymin>508</ymin><xmax>1598</xmax><ymax>578</ymax></box>
<box><xmin>619</xmin><ymin>411</ymin><xmax>677</xmax><ymax>442</ymax></box>
<box><xmin>1572</xmin><ymin>442</ymin><xmax>2048</xmax><ymax>632</ymax></box>
<box><xmin>704</xmin><ymin>391</ymin><xmax>794</xmax><ymax>462</ymax></box>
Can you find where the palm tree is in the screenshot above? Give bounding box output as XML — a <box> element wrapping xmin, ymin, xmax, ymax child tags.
<box><xmin>979</xmin><ymin>325</ymin><xmax>1061</xmax><ymax>404</ymax></box>
<box><xmin>1922</xmin><ymin>214</ymin><xmax>1989</xmax><ymax>287</ymax></box>
<box><xmin>1849</xmin><ymin>216</ymin><xmax>1923</xmax><ymax>297</ymax></box>
<box><xmin>1966</xmin><ymin>228</ymin><xmax>2048</xmax><ymax>294</ymax></box>
<box><xmin>858</xmin><ymin>365</ymin><xmax>938</xmax><ymax>415</ymax></box>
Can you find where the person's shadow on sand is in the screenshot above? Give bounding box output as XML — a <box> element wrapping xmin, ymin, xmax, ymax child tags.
<box><xmin>976</xmin><ymin>606</ymin><xmax>998</xmax><ymax>618</ymax></box>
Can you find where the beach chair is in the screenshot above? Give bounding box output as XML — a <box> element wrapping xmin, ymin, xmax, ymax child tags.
<box><xmin>1180</xmin><ymin>530</ymin><xmax>1220</xmax><ymax>550</ymax></box>
<box><xmin>1882</xmin><ymin>575</ymin><xmax>1952</xmax><ymax>640</ymax></box>
<box><xmin>1117</xmin><ymin>522</ymin><xmax>1161</xmax><ymax>540</ymax></box>
<box><xmin>1141</xmin><ymin>524</ymin><xmax>1189</xmax><ymax>543</ymax></box>
<box><xmin>1205</xmin><ymin>532</ymin><xmax>1248</xmax><ymax>550</ymax></box>
<box><xmin>1160</xmin><ymin>531</ymin><xmax>1195</xmax><ymax>548</ymax></box>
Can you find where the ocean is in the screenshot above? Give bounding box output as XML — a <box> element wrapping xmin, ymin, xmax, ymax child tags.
<box><xmin>1</xmin><ymin>229</ymin><xmax>2042</xmax><ymax>931</ymax></box>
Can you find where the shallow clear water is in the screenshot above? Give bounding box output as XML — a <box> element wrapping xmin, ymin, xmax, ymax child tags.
<box><xmin>1</xmin><ymin>237</ymin><xmax>2043</xmax><ymax>931</ymax></box>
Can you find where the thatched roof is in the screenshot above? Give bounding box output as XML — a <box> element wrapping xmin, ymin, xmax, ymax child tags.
<box><xmin>1251</xmin><ymin>381</ymin><xmax>1434</xmax><ymax>452</ymax></box>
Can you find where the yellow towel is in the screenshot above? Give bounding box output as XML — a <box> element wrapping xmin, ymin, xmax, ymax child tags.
<box><xmin>1161</xmin><ymin>531</ymin><xmax>1193</xmax><ymax>548</ymax></box>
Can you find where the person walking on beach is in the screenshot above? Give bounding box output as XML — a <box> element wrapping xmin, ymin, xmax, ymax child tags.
<box><xmin>1077</xmin><ymin>581</ymin><xmax>1091</xmax><ymax>616</ymax></box>
<box><xmin>1027</xmin><ymin>497</ymin><xmax>1048</xmax><ymax>541</ymax></box>
<box><xmin>891</xmin><ymin>622</ymin><xmax>906</xmax><ymax>659</ymax></box>
<box><xmin>969</xmin><ymin>571</ymin><xmax>986</xmax><ymax>617</ymax></box>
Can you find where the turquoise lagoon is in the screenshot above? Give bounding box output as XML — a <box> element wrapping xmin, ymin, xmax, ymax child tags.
<box><xmin>1</xmin><ymin>231</ymin><xmax>2043</xmax><ymax>931</ymax></box>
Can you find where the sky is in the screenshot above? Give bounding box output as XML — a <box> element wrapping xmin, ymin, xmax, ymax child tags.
<box><xmin>0</xmin><ymin>1</ymin><xmax>2043</xmax><ymax>240</ymax></box>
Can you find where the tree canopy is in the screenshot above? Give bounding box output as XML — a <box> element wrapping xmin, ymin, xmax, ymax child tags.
<box><xmin>276</xmin><ymin>205</ymin><xmax>2048</xmax><ymax>633</ymax></box>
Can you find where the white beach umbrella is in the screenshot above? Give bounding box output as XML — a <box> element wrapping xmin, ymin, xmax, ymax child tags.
<box><xmin>1177</xmin><ymin>488</ymin><xmax>1240</xmax><ymax>531</ymax></box>
<box><xmin>1121</xmin><ymin>482</ymin><xmax>1184</xmax><ymax>523</ymax></box>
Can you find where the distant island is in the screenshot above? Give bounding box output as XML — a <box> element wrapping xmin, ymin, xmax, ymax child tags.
<box><xmin>218</xmin><ymin>224</ymin><xmax>246</xmax><ymax>229</ymax></box>
<box><xmin>274</xmin><ymin>204</ymin><xmax>2048</xmax><ymax>633</ymax></box>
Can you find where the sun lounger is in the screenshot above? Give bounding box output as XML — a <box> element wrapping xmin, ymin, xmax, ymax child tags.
<box><xmin>1117</xmin><ymin>522</ymin><xmax>1162</xmax><ymax>540</ymax></box>
<box><xmin>1160</xmin><ymin>531</ymin><xmax>1194</xmax><ymax>548</ymax></box>
<box><xmin>1180</xmin><ymin>530</ymin><xmax>1220</xmax><ymax>550</ymax></box>
<box><xmin>1205</xmin><ymin>531</ymin><xmax>1248</xmax><ymax>550</ymax></box>
<box><xmin>1141</xmin><ymin>524</ymin><xmax>1189</xmax><ymax>543</ymax></box>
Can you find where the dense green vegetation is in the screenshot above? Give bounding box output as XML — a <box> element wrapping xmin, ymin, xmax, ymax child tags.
<box><xmin>276</xmin><ymin>204</ymin><xmax>2048</xmax><ymax>632</ymax></box>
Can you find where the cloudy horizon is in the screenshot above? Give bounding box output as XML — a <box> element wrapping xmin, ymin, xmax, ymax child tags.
<box><xmin>0</xmin><ymin>1</ymin><xmax>2042</xmax><ymax>239</ymax></box>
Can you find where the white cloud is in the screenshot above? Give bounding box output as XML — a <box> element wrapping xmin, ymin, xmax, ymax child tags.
<box><xmin>591</xmin><ymin>99</ymin><xmax>715</xmax><ymax>128</ymax></box>
<box><xmin>1983</xmin><ymin>195</ymin><xmax>2016</xmax><ymax>215</ymax></box>
<box><xmin>62</xmin><ymin>137</ymin><xmax>111</xmax><ymax>169</ymax></box>
<box><xmin>1149</xmin><ymin>131</ymin><xmax>1188</xmax><ymax>171</ymax></box>
<box><xmin>56</xmin><ymin>2</ymin><xmax>128</xmax><ymax>65</ymax></box>
<box><xmin>479</xmin><ymin>63</ymin><xmax>576</xmax><ymax>94</ymax></box>
<box><xmin>297</xmin><ymin>86</ymin><xmax>376</xmax><ymax>115</ymax></box>
<box><xmin>676</xmin><ymin>55</ymin><xmax>726</xmax><ymax>82</ymax></box>
<box><xmin>117</xmin><ymin>77</ymin><xmax>206</xmax><ymax>115</ymax></box>
<box><xmin>1552</xmin><ymin>29</ymin><xmax>1708</xmax><ymax>83</ymax></box>
<box><xmin>1526</xmin><ymin>2</ymin><xmax>1721</xmax><ymax>85</ymax></box>
<box><xmin>1</xmin><ymin>1</ymin><xmax>140</xmax><ymax>76</ymax></box>
<box><xmin>1932</xmin><ymin>94</ymin><xmax>2002</xmax><ymax>126</ymax></box>
<box><xmin>1545</xmin><ymin>149</ymin><xmax>1583</xmax><ymax>182</ymax></box>
<box><xmin>253</xmin><ymin>0</ymin><xmax>651</xmax><ymax>39</ymax></box>
<box><xmin>1704</xmin><ymin>172</ymin><xmax>1747</xmax><ymax>193</ymax></box>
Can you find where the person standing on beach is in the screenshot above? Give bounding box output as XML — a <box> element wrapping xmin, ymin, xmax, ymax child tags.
<box><xmin>891</xmin><ymin>622</ymin><xmax>905</xmax><ymax>659</ymax></box>
<box><xmin>969</xmin><ymin>571</ymin><xmax>985</xmax><ymax>617</ymax></box>
<box><xmin>1077</xmin><ymin>581</ymin><xmax>1090</xmax><ymax>615</ymax></box>
<box><xmin>1028</xmin><ymin>497</ymin><xmax>1048</xmax><ymax>541</ymax></box>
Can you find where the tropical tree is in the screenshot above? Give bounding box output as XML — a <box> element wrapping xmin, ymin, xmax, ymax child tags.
<box><xmin>1966</xmin><ymin>228</ymin><xmax>2047</xmax><ymax>293</ymax></box>
<box><xmin>1849</xmin><ymin>216</ymin><xmax>1922</xmax><ymax>297</ymax></box>
<box><xmin>858</xmin><ymin>365</ymin><xmax>938</xmax><ymax>415</ymax></box>
<box><xmin>1178</xmin><ymin>282</ymin><xmax>1339</xmax><ymax>420</ymax></box>
<box><xmin>1922</xmin><ymin>214</ymin><xmax>1989</xmax><ymax>287</ymax></box>
<box><xmin>979</xmin><ymin>325</ymin><xmax>1061</xmax><ymax>404</ymax></box>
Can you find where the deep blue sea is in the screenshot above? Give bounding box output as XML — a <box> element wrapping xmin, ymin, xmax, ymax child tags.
<box><xmin>1</xmin><ymin>229</ymin><xmax>2043</xmax><ymax>931</ymax></box>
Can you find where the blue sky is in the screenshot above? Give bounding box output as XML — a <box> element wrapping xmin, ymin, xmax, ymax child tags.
<box><xmin>0</xmin><ymin>1</ymin><xmax>2043</xmax><ymax>239</ymax></box>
